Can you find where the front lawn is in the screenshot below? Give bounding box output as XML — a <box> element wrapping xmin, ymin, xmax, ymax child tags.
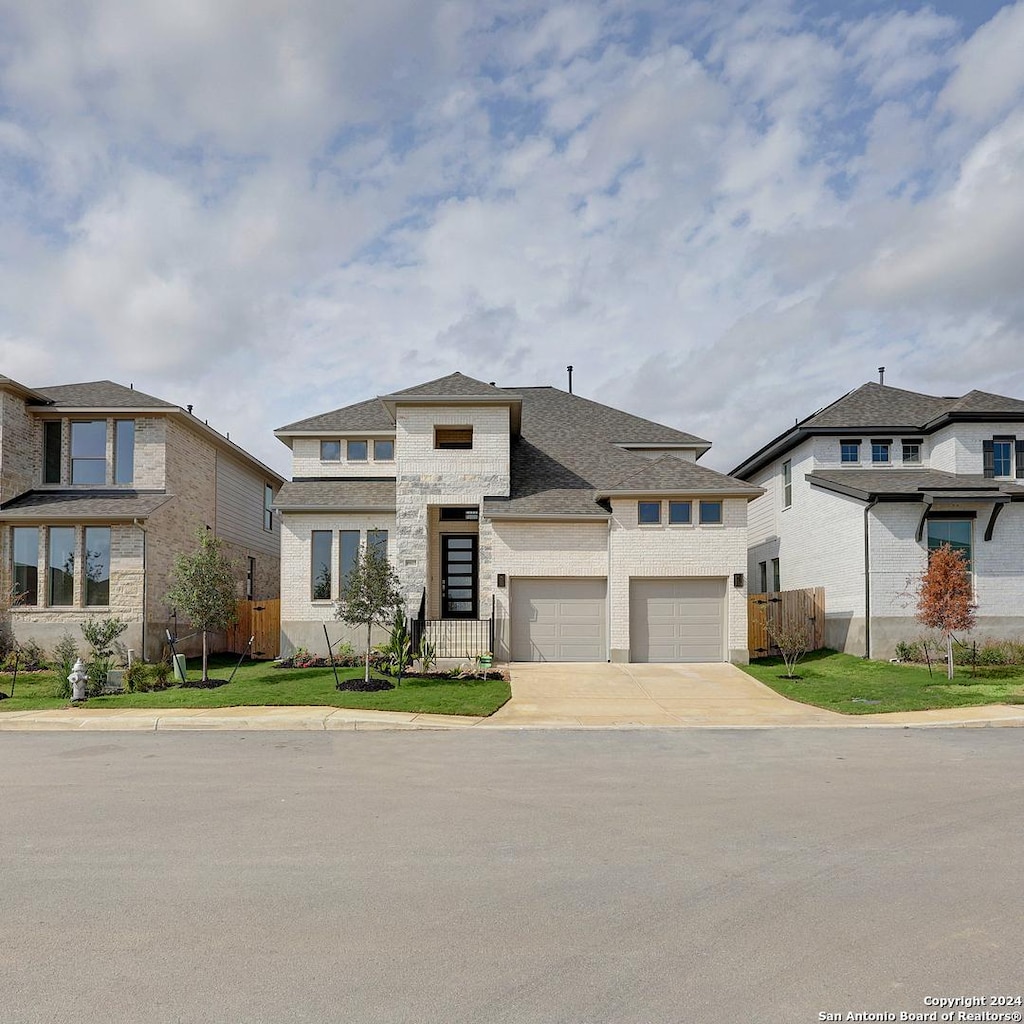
<box><xmin>0</xmin><ymin>655</ymin><xmax>511</xmax><ymax>717</ymax></box>
<box><xmin>742</xmin><ymin>648</ymin><xmax>1024</xmax><ymax>714</ymax></box>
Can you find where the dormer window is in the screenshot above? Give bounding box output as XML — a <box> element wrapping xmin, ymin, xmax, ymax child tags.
<box><xmin>840</xmin><ymin>440</ymin><xmax>860</xmax><ymax>463</ymax></box>
<box><xmin>347</xmin><ymin>440</ymin><xmax>368</xmax><ymax>461</ymax></box>
<box><xmin>435</xmin><ymin>426</ymin><xmax>473</xmax><ymax>450</ymax></box>
<box><xmin>320</xmin><ymin>440</ymin><xmax>341</xmax><ymax>461</ymax></box>
<box><xmin>871</xmin><ymin>439</ymin><xmax>891</xmax><ymax>464</ymax></box>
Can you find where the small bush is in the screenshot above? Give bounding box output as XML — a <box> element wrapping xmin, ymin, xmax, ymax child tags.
<box><xmin>51</xmin><ymin>632</ymin><xmax>80</xmax><ymax>699</ymax></box>
<box><xmin>1</xmin><ymin>639</ymin><xmax>48</xmax><ymax>672</ymax></box>
<box><xmin>894</xmin><ymin>640</ymin><xmax>922</xmax><ymax>662</ymax></box>
<box><xmin>335</xmin><ymin>677</ymin><xmax>394</xmax><ymax>692</ymax></box>
<box><xmin>152</xmin><ymin>660</ymin><xmax>171</xmax><ymax>688</ymax></box>
<box><xmin>124</xmin><ymin>660</ymin><xmax>149</xmax><ymax>693</ymax></box>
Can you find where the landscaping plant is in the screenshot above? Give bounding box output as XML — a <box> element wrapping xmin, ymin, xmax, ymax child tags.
<box><xmin>764</xmin><ymin>616</ymin><xmax>812</xmax><ymax>678</ymax></box>
<box><xmin>915</xmin><ymin>543</ymin><xmax>976</xmax><ymax>680</ymax></box>
<box><xmin>81</xmin><ymin>616</ymin><xmax>128</xmax><ymax>696</ymax></box>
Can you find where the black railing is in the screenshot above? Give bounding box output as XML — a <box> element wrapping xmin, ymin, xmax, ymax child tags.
<box><xmin>409</xmin><ymin>595</ymin><xmax>496</xmax><ymax>660</ymax></box>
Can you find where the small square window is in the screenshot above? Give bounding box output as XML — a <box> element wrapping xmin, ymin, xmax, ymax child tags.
<box><xmin>841</xmin><ymin>441</ymin><xmax>860</xmax><ymax>463</ymax></box>
<box><xmin>902</xmin><ymin>441</ymin><xmax>921</xmax><ymax>464</ymax></box>
<box><xmin>638</xmin><ymin>501</ymin><xmax>661</xmax><ymax>524</ymax></box>
<box><xmin>871</xmin><ymin>442</ymin><xmax>890</xmax><ymax>463</ymax></box>
<box><xmin>374</xmin><ymin>439</ymin><xmax>394</xmax><ymax>461</ymax></box>
<box><xmin>699</xmin><ymin>500</ymin><xmax>722</xmax><ymax>524</ymax></box>
<box><xmin>435</xmin><ymin>427</ymin><xmax>473</xmax><ymax>449</ymax></box>
<box><xmin>347</xmin><ymin>440</ymin><xmax>367</xmax><ymax>461</ymax></box>
<box><xmin>668</xmin><ymin>501</ymin><xmax>691</xmax><ymax>524</ymax></box>
<box><xmin>320</xmin><ymin>440</ymin><xmax>341</xmax><ymax>461</ymax></box>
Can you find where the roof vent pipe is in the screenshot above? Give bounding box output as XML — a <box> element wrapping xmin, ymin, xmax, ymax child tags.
<box><xmin>878</xmin><ymin>366</ymin><xmax>885</xmax><ymax>385</ymax></box>
<box><xmin>567</xmin><ymin>365</ymin><xmax>573</xmax><ymax>394</ymax></box>
<box><xmin>187</xmin><ymin>404</ymin><xmax>193</xmax><ymax>414</ymax></box>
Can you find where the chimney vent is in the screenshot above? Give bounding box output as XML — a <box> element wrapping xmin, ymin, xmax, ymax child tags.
<box><xmin>878</xmin><ymin>366</ymin><xmax>886</xmax><ymax>385</ymax></box>
<box><xmin>187</xmin><ymin>404</ymin><xmax>193</xmax><ymax>414</ymax></box>
<box><xmin>567</xmin><ymin>365</ymin><xmax>573</xmax><ymax>394</ymax></box>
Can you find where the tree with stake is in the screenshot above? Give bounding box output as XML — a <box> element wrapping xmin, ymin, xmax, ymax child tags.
<box><xmin>165</xmin><ymin>530</ymin><xmax>239</xmax><ymax>683</ymax></box>
<box><xmin>916</xmin><ymin>542</ymin><xmax>975</xmax><ymax>680</ymax></box>
<box><xmin>765</xmin><ymin>615</ymin><xmax>812</xmax><ymax>679</ymax></box>
<box><xmin>335</xmin><ymin>540</ymin><xmax>403</xmax><ymax>683</ymax></box>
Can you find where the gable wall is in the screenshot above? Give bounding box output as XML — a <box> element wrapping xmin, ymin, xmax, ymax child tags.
<box><xmin>0</xmin><ymin>392</ymin><xmax>37</xmax><ymax>503</ymax></box>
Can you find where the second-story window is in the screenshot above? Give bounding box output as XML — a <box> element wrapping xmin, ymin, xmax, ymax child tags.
<box><xmin>114</xmin><ymin>420</ymin><xmax>135</xmax><ymax>484</ymax></box>
<box><xmin>374</xmin><ymin>439</ymin><xmax>394</xmax><ymax>461</ymax></box>
<box><xmin>320</xmin><ymin>440</ymin><xmax>341</xmax><ymax>461</ymax></box>
<box><xmin>347</xmin><ymin>440</ymin><xmax>368</xmax><ymax>461</ymax></box>
<box><xmin>902</xmin><ymin>440</ymin><xmax>922</xmax><ymax>464</ymax></box>
<box><xmin>993</xmin><ymin>440</ymin><xmax>1012</xmax><ymax>477</ymax></box>
<box><xmin>43</xmin><ymin>422</ymin><xmax>62</xmax><ymax>484</ymax></box>
<box><xmin>841</xmin><ymin>440</ymin><xmax>860</xmax><ymax>463</ymax></box>
<box><xmin>263</xmin><ymin>484</ymin><xmax>274</xmax><ymax>531</ymax></box>
<box><xmin>782</xmin><ymin>460</ymin><xmax>792</xmax><ymax>508</ymax></box>
<box><xmin>435</xmin><ymin>427</ymin><xmax>473</xmax><ymax>450</ymax></box>
<box><xmin>871</xmin><ymin>440</ymin><xmax>891</xmax><ymax>464</ymax></box>
<box><xmin>71</xmin><ymin>421</ymin><xmax>106</xmax><ymax>484</ymax></box>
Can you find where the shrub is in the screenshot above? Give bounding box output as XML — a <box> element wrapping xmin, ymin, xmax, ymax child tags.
<box><xmin>51</xmin><ymin>633</ymin><xmax>80</xmax><ymax>700</ymax></box>
<box><xmin>1</xmin><ymin>639</ymin><xmax>47</xmax><ymax>672</ymax></box>
<box><xmin>124</xmin><ymin>660</ymin><xmax>150</xmax><ymax>693</ymax></box>
<box><xmin>894</xmin><ymin>640</ymin><xmax>922</xmax><ymax>662</ymax></box>
<box><xmin>152</xmin><ymin>660</ymin><xmax>171</xmax><ymax>689</ymax></box>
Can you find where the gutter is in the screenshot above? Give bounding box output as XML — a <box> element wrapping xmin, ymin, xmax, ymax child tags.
<box><xmin>862</xmin><ymin>498</ymin><xmax>878</xmax><ymax>660</ymax></box>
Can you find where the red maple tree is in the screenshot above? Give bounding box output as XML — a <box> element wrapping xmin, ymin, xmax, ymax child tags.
<box><xmin>916</xmin><ymin>543</ymin><xmax>975</xmax><ymax>679</ymax></box>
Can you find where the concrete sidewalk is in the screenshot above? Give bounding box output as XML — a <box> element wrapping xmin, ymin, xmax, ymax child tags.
<box><xmin>1</xmin><ymin>659</ymin><xmax>1023</xmax><ymax>730</ymax></box>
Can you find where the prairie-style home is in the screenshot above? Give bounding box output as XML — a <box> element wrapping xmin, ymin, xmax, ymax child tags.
<box><xmin>732</xmin><ymin>381</ymin><xmax>1024</xmax><ymax>659</ymax></box>
<box><xmin>274</xmin><ymin>373</ymin><xmax>761</xmax><ymax>664</ymax></box>
<box><xmin>0</xmin><ymin>376</ymin><xmax>284</xmax><ymax>660</ymax></box>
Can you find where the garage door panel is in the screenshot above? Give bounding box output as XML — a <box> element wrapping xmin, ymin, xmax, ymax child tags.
<box><xmin>512</xmin><ymin>579</ymin><xmax>607</xmax><ymax>662</ymax></box>
<box><xmin>631</xmin><ymin>579</ymin><xmax>725</xmax><ymax>663</ymax></box>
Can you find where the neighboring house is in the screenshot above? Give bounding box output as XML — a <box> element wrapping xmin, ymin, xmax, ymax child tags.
<box><xmin>731</xmin><ymin>381</ymin><xmax>1024</xmax><ymax>659</ymax></box>
<box><xmin>0</xmin><ymin>376</ymin><xmax>285</xmax><ymax>660</ymax></box>
<box><xmin>274</xmin><ymin>373</ymin><xmax>761</xmax><ymax>664</ymax></box>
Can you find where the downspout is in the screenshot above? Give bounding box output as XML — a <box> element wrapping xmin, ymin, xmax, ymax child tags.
<box><xmin>862</xmin><ymin>498</ymin><xmax>878</xmax><ymax>659</ymax></box>
<box><xmin>133</xmin><ymin>518</ymin><xmax>147</xmax><ymax>660</ymax></box>
<box><xmin>607</xmin><ymin>515</ymin><xmax>613</xmax><ymax>662</ymax></box>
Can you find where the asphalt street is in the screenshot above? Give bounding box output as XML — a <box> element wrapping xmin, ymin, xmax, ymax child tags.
<box><xmin>2</xmin><ymin>729</ymin><xmax>1022</xmax><ymax>1024</ymax></box>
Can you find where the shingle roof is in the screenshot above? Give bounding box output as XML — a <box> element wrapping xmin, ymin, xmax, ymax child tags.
<box><xmin>0</xmin><ymin>374</ymin><xmax>50</xmax><ymax>402</ymax></box>
<box><xmin>605</xmin><ymin>455</ymin><xmax>757</xmax><ymax>494</ymax></box>
<box><xmin>32</xmin><ymin>380</ymin><xmax>176</xmax><ymax>409</ymax></box>
<box><xmin>0</xmin><ymin>490</ymin><xmax>173</xmax><ymax>519</ymax></box>
<box><xmin>276</xmin><ymin>397</ymin><xmax>396</xmax><ymax>434</ymax></box>
<box><xmin>807</xmin><ymin>469</ymin><xmax>1024</xmax><ymax>501</ymax></box>
<box><xmin>274</xmin><ymin>479</ymin><xmax>397</xmax><ymax>511</ymax></box>
<box><xmin>387</xmin><ymin>372</ymin><xmax>510</xmax><ymax>398</ymax></box>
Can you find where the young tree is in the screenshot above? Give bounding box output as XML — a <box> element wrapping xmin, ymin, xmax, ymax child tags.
<box><xmin>765</xmin><ymin>616</ymin><xmax>812</xmax><ymax>679</ymax></box>
<box><xmin>916</xmin><ymin>543</ymin><xmax>975</xmax><ymax>680</ymax></box>
<box><xmin>165</xmin><ymin>530</ymin><xmax>239</xmax><ymax>682</ymax></box>
<box><xmin>336</xmin><ymin>542</ymin><xmax>403</xmax><ymax>683</ymax></box>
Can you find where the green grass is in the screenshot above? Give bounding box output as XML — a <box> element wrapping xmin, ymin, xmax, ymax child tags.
<box><xmin>742</xmin><ymin>648</ymin><xmax>1024</xmax><ymax>715</ymax></box>
<box><xmin>0</xmin><ymin>655</ymin><xmax>511</xmax><ymax>717</ymax></box>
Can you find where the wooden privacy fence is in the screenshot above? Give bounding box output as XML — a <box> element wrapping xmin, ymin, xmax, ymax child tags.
<box><xmin>227</xmin><ymin>599</ymin><xmax>281</xmax><ymax>659</ymax></box>
<box><xmin>748</xmin><ymin>587</ymin><xmax>825</xmax><ymax>659</ymax></box>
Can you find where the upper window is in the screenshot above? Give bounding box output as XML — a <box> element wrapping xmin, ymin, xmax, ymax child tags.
<box><xmin>840</xmin><ymin>441</ymin><xmax>860</xmax><ymax>463</ymax></box>
<box><xmin>439</xmin><ymin>507</ymin><xmax>479</xmax><ymax>521</ymax></box>
<box><xmin>347</xmin><ymin>440</ymin><xmax>368</xmax><ymax>461</ymax></box>
<box><xmin>871</xmin><ymin>441</ymin><xmax>890</xmax><ymax>464</ymax></box>
<box><xmin>668</xmin><ymin>501</ymin><xmax>691</xmax><ymax>524</ymax></box>
<box><xmin>638</xmin><ymin>501</ymin><xmax>661</xmax><ymax>525</ymax></box>
<box><xmin>263</xmin><ymin>483</ymin><xmax>274</xmax><ymax>531</ymax></box>
<box><xmin>927</xmin><ymin>518</ymin><xmax>972</xmax><ymax>567</ymax></box>
<box><xmin>699</xmin><ymin>500</ymin><xmax>723</xmax><ymax>524</ymax></box>
<box><xmin>12</xmin><ymin>526</ymin><xmax>39</xmax><ymax>606</ymax></box>
<box><xmin>114</xmin><ymin>420</ymin><xmax>135</xmax><ymax>484</ymax></box>
<box><xmin>84</xmin><ymin>527</ymin><xmax>111</xmax><ymax>606</ymax></box>
<box><xmin>992</xmin><ymin>441</ymin><xmax>1012</xmax><ymax>477</ymax></box>
<box><xmin>71</xmin><ymin>420</ymin><xmax>106</xmax><ymax>484</ymax></box>
<box><xmin>311</xmin><ymin>531</ymin><xmax>332</xmax><ymax>600</ymax></box>
<box><xmin>782</xmin><ymin>460</ymin><xmax>792</xmax><ymax>508</ymax></box>
<box><xmin>246</xmin><ymin>557</ymin><xmax>255</xmax><ymax>601</ymax></box>
<box><xmin>435</xmin><ymin>427</ymin><xmax>473</xmax><ymax>450</ymax></box>
<box><xmin>320</xmin><ymin>440</ymin><xmax>341</xmax><ymax>461</ymax></box>
<box><xmin>374</xmin><ymin>439</ymin><xmax>394</xmax><ymax>461</ymax></box>
<box><xmin>43</xmin><ymin>421</ymin><xmax>62</xmax><ymax>484</ymax></box>
<box><xmin>902</xmin><ymin>440</ymin><xmax>922</xmax><ymax>464</ymax></box>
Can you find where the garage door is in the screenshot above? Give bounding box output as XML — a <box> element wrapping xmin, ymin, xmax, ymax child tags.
<box><xmin>630</xmin><ymin>578</ymin><xmax>725</xmax><ymax>663</ymax></box>
<box><xmin>511</xmin><ymin>579</ymin><xmax>607</xmax><ymax>662</ymax></box>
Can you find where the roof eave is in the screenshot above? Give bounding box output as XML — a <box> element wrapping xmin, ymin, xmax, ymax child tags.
<box><xmin>380</xmin><ymin>394</ymin><xmax>523</xmax><ymax>435</ymax></box>
<box><xmin>597</xmin><ymin>487</ymin><xmax>764</xmax><ymax>500</ymax></box>
<box><xmin>483</xmin><ymin>511</ymin><xmax>611</xmax><ymax>521</ymax></box>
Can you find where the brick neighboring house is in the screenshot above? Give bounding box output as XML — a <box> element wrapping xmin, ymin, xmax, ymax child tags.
<box><xmin>274</xmin><ymin>373</ymin><xmax>762</xmax><ymax>664</ymax></box>
<box><xmin>0</xmin><ymin>376</ymin><xmax>284</xmax><ymax>660</ymax></box>
<box><xmin>731</xmin><ymin>381</ymin><xmax>1024</xmax><ymax>659</ymax></box>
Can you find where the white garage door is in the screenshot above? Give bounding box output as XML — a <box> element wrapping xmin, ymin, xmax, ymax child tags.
<box><xmin>511</xmin><ymin>579</ymin><xmax>607</xmax><ymax>662</ymax></box>
<box><xmin>630</xmin><ymin>578</ymin><xmax>726</xmax><ymax>663</ymax></box>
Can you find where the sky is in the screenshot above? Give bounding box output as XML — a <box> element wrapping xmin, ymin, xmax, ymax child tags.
<box><xmin>1</xmin><ymin>0</ymin><xmax>1023</xmax><ymax>477</ymax></box>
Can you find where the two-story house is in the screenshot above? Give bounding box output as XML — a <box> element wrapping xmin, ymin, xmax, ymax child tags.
<box><xmin>731</xmin><ymin>381</ymin><xmax>1024</xmax><ymax>659</ymax></box>
<box><xmin>0</xmin><ymin>376</ymin><xmax>285</xmax><ymax>660</ymax></box>
<box><xmin>274</xmin><ymin>373</ymin><xmax>761</xmax><ymax>664</ymax></box>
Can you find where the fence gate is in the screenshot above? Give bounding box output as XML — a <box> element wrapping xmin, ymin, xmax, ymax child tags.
<box><xmin>228</xmin><ymin>599</ymin><xmax>281</xmax><ymax>659</ymax></box>
<box><xmin>748</xmin><ymin>587</ymin><xmax>825</xmax><ymax>659</ymax></box>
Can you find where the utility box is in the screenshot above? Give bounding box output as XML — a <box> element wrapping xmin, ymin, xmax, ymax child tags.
<box><xmin>172</xmin><ymin>654</ymin><xmax>187</xmax><ymax>684</ymax></box>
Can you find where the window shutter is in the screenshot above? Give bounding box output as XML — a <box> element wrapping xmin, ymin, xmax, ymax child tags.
<box><xmin>1016</xmin><ymin>440</ymin><xmax>1024</xmax><ymax>478</ymax></box>
<box><xmin>983</xmin><ymin>440</ymin><xmax>994</xmax><ymax>478</ymax></box>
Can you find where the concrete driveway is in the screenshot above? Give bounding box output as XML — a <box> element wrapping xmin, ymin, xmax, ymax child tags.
<box><xmin>486</xmin><ymin>661</ymin><xmax>845</xmax><ymax>727</ymax></box>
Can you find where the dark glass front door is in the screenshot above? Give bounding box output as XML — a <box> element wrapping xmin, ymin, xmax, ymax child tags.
<box><xmin>441</xmin><ymin>535</ymin><xmax>478</xmax><ymax>618</ymax></box>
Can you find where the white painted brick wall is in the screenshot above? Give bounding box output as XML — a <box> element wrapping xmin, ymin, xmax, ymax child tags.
<box><xmin>608</xmin><ymin>497</ymin><xmax>749</xmax><ymax>653</ymax></box>
<box><xmin>396</xmin><ymin>406</ymin><xmax>510</xmax><ymax>486</ymax></box>
<box><xmin>929</xmin><ymin>422</ymin><xmax>1024</xmax><ymax>475</ymax></box>
<box><xmin>291</xmin><ymin>436</ymin><xmax>397</xmax><ymax>478</ymax></box>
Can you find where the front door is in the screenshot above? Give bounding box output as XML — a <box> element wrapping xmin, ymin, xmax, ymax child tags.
<box><xmin>441</xmin><ymin>535</ymin><xmax>478</xmax><ymax>618</ymax></box>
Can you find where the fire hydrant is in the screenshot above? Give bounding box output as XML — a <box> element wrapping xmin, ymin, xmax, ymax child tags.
<box><xmin>69</xmin><ymin>658</ymin><xmax>88</xmax><ymax>702</ymax></box>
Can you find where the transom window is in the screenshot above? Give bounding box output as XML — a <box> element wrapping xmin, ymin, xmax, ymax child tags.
<box><xmin>435</xmin><ymin>427</ymin><xmax>473</xmax><ymax>450</ymax></box>
<box><xmin>439</xmin><ymin>507</ymin><xmax>479</xmax><ymax>521</ymax></box>
<box><xmin>871</xmin><ymin>441</ymin><xmax>891</xmax><ymax>463</ymax></box>
<box><xmin>902</xmin><ymin>440</ymin><xmax>921</xmax><ymax>464</ymax></box>
<box><xmin>699</xmin><ymin>500</ymin><xmax>722</xmax><ymax>524</ymax></box>
<box><xmin>71</xmin><ymin>421</ymin><xmax>106</xmax><ymax>484</ymax></box>
<box><xmin>927</xmin><ymin>519</ymin><xmax>972</xmax><ymax>567</ymax></box>
<box><xmin>638</xmin><ymin>501</ymin><xmax>661</xmax><ymax>524</ymax></box>
<box><xmin>668</xmin><ymin>501</ymin><xmax>691</xmax><ymax>524</ymax></box>
<box><xmin>841</xmin><ymin>441</ymin><xmax>860</xmax><ymax>463</ymax></box>
<box><xmin>320</xmin><ymin>440</ymin><xmax>341</xmax><ymax>461</ymax></box>
<box><xmin>347</xmin><ymin>440</ymin><xmax>367</xmax><ymax>461</ymax></box>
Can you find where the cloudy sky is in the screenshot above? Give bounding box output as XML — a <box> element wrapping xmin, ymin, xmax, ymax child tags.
<box><xmin>1</xmin><ymin>0</ymin><xmax>1022</xmax><ymax>476</ymax></box>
